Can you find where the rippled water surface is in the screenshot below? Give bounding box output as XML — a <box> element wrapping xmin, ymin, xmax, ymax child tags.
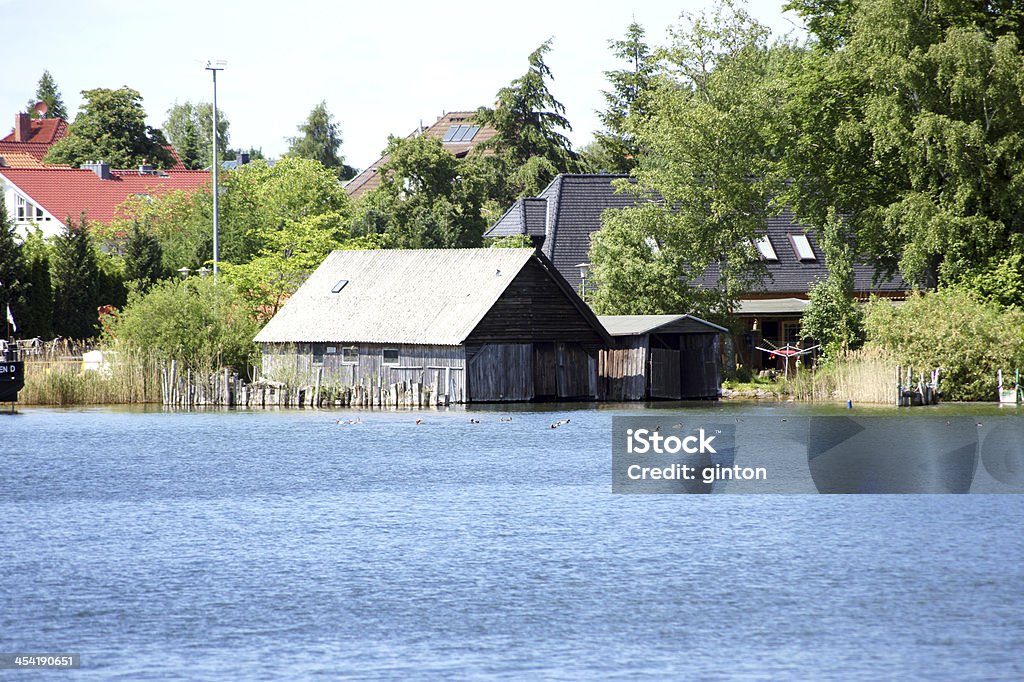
<box><xmin>2</xmin><ymin>404</ymin><xmax>1023</xmax><ymax>680</ymax></box>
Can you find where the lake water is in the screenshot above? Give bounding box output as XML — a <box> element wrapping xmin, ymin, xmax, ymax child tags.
<box><xmin>2</xmin><ymin>403</ymin><xmax>1023</xmax><ymax>680</ymax></box>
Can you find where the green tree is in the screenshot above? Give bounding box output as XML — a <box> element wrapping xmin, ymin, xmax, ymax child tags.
<box><xmin>591</xmin><ymin>22</ymin><xmax>655</xmax><ymax>173</ymax></box>
<box><xmin>123</xmin><ymin>221</ymin><xmax>165</xmax><ymax>290</ymax></box>
<box><xmin>111</xmin><ymin>277</ymin><xmax>259</xmax><ymax>373</ymax></box>
<box><xmin>17</xmin><ymin>228</ymin><xmax>53</xmax><ymax>339</ymax></box>
<box><xmin>0</xmin><ymin>196</ymin><xmax>27</xmax><ymax>334</ymax></box>
<box><xmin>355</xmin><ymin>134</ymin><xmax>487</xmax><ymax>250</ymax></box>
<box><xmin>44</xmin><ymin>87</ymin><xmax>174</xmax><ymax>169</ymax></box>
<box><xmin>51</xmin><ymin>213</ymin><xmax>101</xmax><ymax>338</ymax></box>
<box><xmin>781</xmin><ymin>0</ymin><xmax>1024</xmax><ymax>294</ymax></box>
<box><xmin>163</xmin><ymin>101</ymin><xmax>231</xmax><ymax>170</ymax></box>
<box><xmin>287</xmin><ymin>101</ymin><xmax>356</xmax><ymax>180</ymax></box>
<box><xmin>865</xmin><ymin>289</ymin><xmax>1024</xmax><ymax>401</ymax></box>
<box><xmin>26</xmin><ymin>70</ymin><xmax>68</xmax><ymax>119</ymax></box>
<box><xmin>590</xmin><ymin>2</ymin><xmax>793</xmax><ymax>318</ymax></box>
<box><xmin>800</xmin><ymin>210</ymin><xmax>864</xmax><ymax>357</ymax></box>
<box><xmin>474</xmin><ymin>40</ymin><xmax>580</xmax><ymax>204</ymax></box>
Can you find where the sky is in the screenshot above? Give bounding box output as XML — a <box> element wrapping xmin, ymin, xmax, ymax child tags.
<box><xmin>0</xmin><ymin>0</ymin><xmax>804</xmax><ymax>171</ymax></box>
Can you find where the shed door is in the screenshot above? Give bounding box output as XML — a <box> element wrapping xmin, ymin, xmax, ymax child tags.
<box><xmin>649</xmin><ymin>348</ymin><xmax>681</xmax><ymax>399</ymax></box>
<box><xmin>680</xmin><ymin>334</ymin><xmax>720</xmax><ymax>399</ymax></box>
<box><xmin>467</xmin><ymin>343</ymin><xmax>534</xmax><ymax>402</ymax></box>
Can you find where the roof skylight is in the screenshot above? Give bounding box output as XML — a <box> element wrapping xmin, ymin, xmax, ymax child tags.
<box><xmin>331</xmin><ymin>279</ymin><xmax>349</xmax><ymax>293</ymax></box>
<box><xmin>789</xmin><ymin>234</ymin><xmax>816</xmax><ymax>261</ymax></box>
<box><xmin>442</xmin><ymin>125</ymin><xmax>480</xmax><ymax>143</ymax></box>
<box><xmin>755</xmin><ymin>236</ymin><xmax>778</xmax><ymax>261</ymax></box>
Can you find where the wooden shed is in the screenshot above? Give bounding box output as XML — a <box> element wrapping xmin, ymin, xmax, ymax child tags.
<box><xmin>597</xmin><ymin>315</ymin><xmax>726</xmax><ymax>401</ymax></box>
<box><xmin>254</xmin><ymin>248</ymin><xmax>612</xmax><ymax>403</ymax></box>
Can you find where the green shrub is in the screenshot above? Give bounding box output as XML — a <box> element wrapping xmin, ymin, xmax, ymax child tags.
<box><xmin>110</xmin><ymin>278</ymin><xmax>260</xmax><ymax>374</ymax></box>
<box><xmin>864</xmin><ymin>289</ymin><xmax>1024</xmax><ymax>401</ymax></box>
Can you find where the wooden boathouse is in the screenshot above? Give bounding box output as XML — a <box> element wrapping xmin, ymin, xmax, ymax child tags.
<box><xmin>254</xmin><ymin>248</ymin><xmax>612</xmax><ymax>403</ymax></box>
<box><xmin>597</xmin><ymin>315</ymin><xmax>726</xmax><ymax>401</ymax></box>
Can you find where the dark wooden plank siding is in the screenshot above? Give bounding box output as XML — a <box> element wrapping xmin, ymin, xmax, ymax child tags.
<box><xmin>557</xmin><ymin>342</ymin><xmax>596</xmax><ymax>399</ymax></box>
<box><xmin>680</xmin><ymin>334</ymin><xmax>720</xmax><ymax>399</ymax></box>
<box><xmin>598</xmin><ymin>336</ymin><xmax>648</xmax><ymax>401</ymax></box>
<box><xmin>649</xmin><ymin>348</ymin><xmax>682</xmax><ymax>399</ymax></box>
<box><xmin>467</xmin><ymin>343</ymin><xmax>534</xmax><ymax>402</ymax></box>
<box><xmin>466</xmin><ymin>259</ymin><xmax>606</xmax><ymax>350</ymax></box>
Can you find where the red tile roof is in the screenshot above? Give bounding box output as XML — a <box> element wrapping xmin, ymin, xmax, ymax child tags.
<box><xmin>0</xmin><ymin>117</ymin><xmax>69</xmax><ymax>161</ymax></box>
<box><xmin>0</xmin><ymin>167</ymin><xmax>210</xmax><ymax>225</ymax></box>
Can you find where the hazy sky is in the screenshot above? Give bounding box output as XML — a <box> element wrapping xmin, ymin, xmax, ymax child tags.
<box><xmin>0</xmin><ymin>0</ymin><xmax>804</xmax><ymax>170</ymax></box>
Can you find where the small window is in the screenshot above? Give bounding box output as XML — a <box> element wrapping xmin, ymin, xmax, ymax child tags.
<box><xmin>341</xmin><ymin>346</ymin><xmax>358</xmax><ymax>364</ymax></box>
<box><xmin>382</xmin><ymin>348</ymin><xmax>400</xmax><ymax>365</ymax></box>
<box><xmin>332</xmin><ymin>279</ymin><xmax>349</xmax><ymax>293</ymax></box>
<box><xmin>790</xmin><ymin>234</ymin><xmax>816</xmax><ymax>261</ymax></box>
<box><xmin>312</xmin><ymin>344</ymin><xmax>324</xmax><ymax>364</ymax></box>
<box><xmin>326</xmin><ymin>346</ymin><xmax>337</xmax><ymax>354</ymax></box>
<box><xmin>755</xmin><ymin>236</ymin><xmax>778</xmax><ymax>261</ymax></box>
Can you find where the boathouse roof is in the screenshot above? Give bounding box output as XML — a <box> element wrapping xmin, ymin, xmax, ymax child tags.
<box><xmin>254</xmin><ymin>248</ymin><xmax>608</xmax><ymax>347</ymax></box>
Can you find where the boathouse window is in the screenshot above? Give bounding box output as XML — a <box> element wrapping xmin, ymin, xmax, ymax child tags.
<box><xmin>312</xmin><ymin>344</ymin><xmax>325</xmax><ymax>364</ymax></box>
<box><xmin>382</xmin><ymin>348</ymin><xmax>400</xmax><ymax>365</ymax></box>
<box><xmin>789</xmin><ymin>234</ymin><xmax>816</xmax><ymax>261</ymax></box>
<box><xmin>332</xmin><ymin>279</ymin><xmax>349</xmax><ymax>293</ymax></box>
<box><xmin>341</xmin><ymin>346</ymin><xmax>358</xmax><ymax>364</ymax></box>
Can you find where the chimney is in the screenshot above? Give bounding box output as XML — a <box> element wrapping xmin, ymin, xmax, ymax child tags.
<box><xmin>14</xmin><ymin>113</ymin><xmax>31</xmax><ymax>142</ymax></box>
<box><xmin>81</xmin><ymin>160</ymin><xmax>111</xmax><ymax>180</ymax></box>
<box><xmin>238</xmin><ymin>151</ymin><xmax>249</xmax><ymax>165</ymax></box>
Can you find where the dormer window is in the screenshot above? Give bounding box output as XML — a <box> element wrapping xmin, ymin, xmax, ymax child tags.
<box><xmin>789</xmin><ymin>234</ymin><xmax>817</xmax><ymax>261</ymax></box>
<box><xmin>755</xmin><ymin>236</ymin><xmax>778</xmax><ymax>261</ymax></box>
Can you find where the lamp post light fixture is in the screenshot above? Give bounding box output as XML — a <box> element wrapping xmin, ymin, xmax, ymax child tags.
<box><xmin>177</xmin><ymin>266</ymin><xmax>192</xmax><ymax>280</ymax></box>
<box><xmin>197</xmin><ymin>266</ymin><xmax>211</xmax><ymax>278</ymax></box>
<box><xmin>205</xmin><ymin>59</ymin><xmax>227</xmax><ymax>280</ymax></box>
<box><xmin>575</xmin><ymin>262</ymin><xmax>591</xmax><ymax>301</ymax></box>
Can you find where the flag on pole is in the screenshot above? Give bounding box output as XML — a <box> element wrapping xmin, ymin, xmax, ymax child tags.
<box><xmin>6</xmin><ymin>304</ymin><xmax>16</xmax><ymax>333</ymax></box>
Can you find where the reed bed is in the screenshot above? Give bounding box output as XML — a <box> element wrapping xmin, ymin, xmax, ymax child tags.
<box><xmin>785</xmin><ymin>346</ymin><xmax>899</xmax><ymax>404</ymax></box>
<box><xmin>20</xmin><ymin>341</ymin><xmax>164</xmax><ymax>405</ymax></box>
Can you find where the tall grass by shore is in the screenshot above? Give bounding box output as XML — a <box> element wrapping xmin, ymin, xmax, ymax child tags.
<box><xmin>19</xmin><ymin>342</ymin><xmax>164</xmax><ymax>405</ymax></box>
<box><xmin>785</xmin><ymin>347</ymin><xmax>898</xmax><ymax>404</ymax></box>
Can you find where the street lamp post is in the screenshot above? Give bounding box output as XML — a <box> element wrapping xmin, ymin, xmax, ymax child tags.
<box><xmin>575</xmin><ymin>262</ymin><xmax>591</xmax><ymax>301</ymax></box>
<box><xmin>205</xmin><ymin>59</ymin><xmax>226</xmax><ymax>280</ymax></box>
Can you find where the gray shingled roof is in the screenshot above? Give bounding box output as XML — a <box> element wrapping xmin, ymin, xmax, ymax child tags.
<box><xmin>598</xmin><ymin>314</ymin><xmax>728</xmax><ymax>336</ymax></box>
<box><xmin>485</xmin><ymin>174</ymin><xmax>907</xmax><ymax>295</ymax></box>
<box><xmin>254</xmin><ymin>248</ymin><xmax>537</xmax><ymax>345</ymax></box>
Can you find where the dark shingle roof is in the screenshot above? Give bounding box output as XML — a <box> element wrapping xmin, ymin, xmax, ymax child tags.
<box><xmin>485</xmin><ymin>173</ymin><xmax>906</xmax><ymax>295</ymax></box>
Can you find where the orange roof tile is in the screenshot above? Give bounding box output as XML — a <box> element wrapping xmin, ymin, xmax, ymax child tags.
<box><xmin>0</xmin><ymin>167</ymin><xmax>210</xmax><ymax>225</ymax></box>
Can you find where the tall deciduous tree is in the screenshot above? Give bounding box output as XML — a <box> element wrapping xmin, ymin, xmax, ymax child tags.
<box><xmin>590</xmin><ymin>22</ymin><xmax>656</xmax><ymax>173</ymax></box>
<box><xmin>287</xmin><ymin>101</ymin><xmax>356</xmax><ymax>180</ymax></box>
<box><xmin>26</xmin><ymin>70</ymin><xmax>68</xmax><ymax>119</ymax></box>
<box><xmin>163</xmin><ymin>101</ymin><xmax>231</xmax><ymax>170</ymax></box>
<box><xmin>44</xmin><ymin>87</ymin><xmax>174</xmax><ymax>169</ymax></box>
<box><xmin>51</xmin><ymin>214</ymin><xmax>101</xmax><ymax>338</ymax></box>
<box><xmin>590</xmin><ymin>2</ymin><xmax>793</xmax><ymax>319</ymax></box>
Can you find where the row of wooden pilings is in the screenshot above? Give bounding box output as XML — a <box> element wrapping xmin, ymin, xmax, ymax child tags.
<box><xmin>160</xmin><ymin>362</ymin><xmax>447</xmax><ymax>408</ymax></box>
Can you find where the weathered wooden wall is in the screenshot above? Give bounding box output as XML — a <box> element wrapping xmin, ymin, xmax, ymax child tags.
<box><xmin>262</xmin><ymin>342</ymin><xmax>467</xmax><ymax>404</ymax></box>
<box><xmin>466</xmin><ymin>343</ymin><xmax>534</xmax><ymax>402</ymax></box>
<box><xmin>465</xmin><ymin>259</ymin><xmax>606</xmax><ymax>351</ymax></box>
<box><xmin>598</xmin><ymin>337</ymin><xmax>648</xmax><ymax>401</ymax></box>
<box><xmin>680</xmin><ymin>333</ymin><xmax>721</xmax><ymax>399</ymax></box>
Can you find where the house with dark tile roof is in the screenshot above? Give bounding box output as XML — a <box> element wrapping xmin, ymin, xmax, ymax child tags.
<box><xmin>484</xmin><ymin>173</ymin><xmax>909</xmax><ymax>372</ymax></box>
<box><xmin>344</xmin><ymin>111</ymin><xmax>496</xmax><ymax>199</ymax></box>
<box><xmin>1</xmin><ymin>162</ymin><xmax>209</xmax><ymax>238</ymax></box>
